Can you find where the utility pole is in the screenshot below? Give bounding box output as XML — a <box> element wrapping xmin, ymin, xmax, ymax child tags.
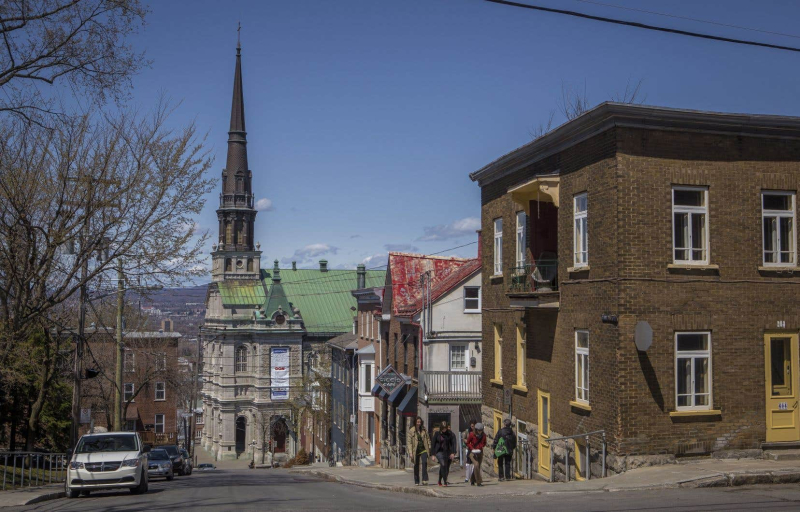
<box><xmin>70</xmin><ymin>265</ymin><xmax>88</xmax><ymax>450</ymax></box>
<box><xmin>113</xmin><ymin>262</ymin><xmax>125</xmax><ymax>431</ymax></box>
<box><xmin>189</xmin><ymin>328</ymin><xmax>202</xmax><ymax>461</ymax></box>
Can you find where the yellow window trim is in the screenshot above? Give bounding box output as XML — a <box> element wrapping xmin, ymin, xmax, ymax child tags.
<box><xmin>512</xmin><ymin>384</ymin><xmax>528</xmax><ymax>393</ymax></box>
<box><xmin>569</xmin><ymin>400</ymin><xmax>591</xmax><ymax>411</ymax></box>
<box><xmin>669</xmin><ymin>409</ymin><xmax>721</xmax><ymax>417</ymax></box>
<box><xmin>490</xmin><ymin>378</ymin><xmax>504</xmax><ymax>386</ymax></box>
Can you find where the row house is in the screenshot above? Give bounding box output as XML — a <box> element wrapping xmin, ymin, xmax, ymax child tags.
<box><xmin>376</xmin><ymin>252</ymin><xmax>482</xmax><ymax>469</ymax></box>
<box><xmin>470</xmin><ymin>102</ymin><xmax>800</xmax><ymax>481</ymax></box>
<box><xmin>327</xmin><ymin>333</ymin><xmax>358</xmax><ymax>464</ymax></box>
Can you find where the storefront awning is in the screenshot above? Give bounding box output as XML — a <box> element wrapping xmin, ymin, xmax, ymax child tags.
<box><xmin>125</xmin><ymin>404</ymin><xmax>139</xmax><ymax>421</ymax></box>
<box><xmin>388</xmin><ymin>384</ymin><xmax>406</xmax><ymax>407</ymax></box>
<box><xmin>398</xmin><ymin>387</ymin><xmax>418</xmax><ymax>417</ymax></box>
<box><xmin>371</xmin><ymin>383</ymin><xmax>382</xmax><ymax>397</ymax></box>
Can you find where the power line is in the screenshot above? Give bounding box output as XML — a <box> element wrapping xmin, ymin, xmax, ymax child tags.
<box><xmin>485</xmin><ymin>0</ymin><xmax>800</xmax><ymax>53</ymax></box>
<box><xmin>574</xmin><ymin>0</ymin><xmax>800</xmax><ymax>40</ymax></box>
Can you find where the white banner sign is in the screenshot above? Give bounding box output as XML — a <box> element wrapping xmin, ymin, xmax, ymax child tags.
<box><xmin>271</xmin><ymin>347</ymin><xmax>290</xmax><ymax>400</ymax></box>
<box><xmin>80</xmin><ymin>408</ymin><xmax>92</xmax><ymax>424</ymax></box>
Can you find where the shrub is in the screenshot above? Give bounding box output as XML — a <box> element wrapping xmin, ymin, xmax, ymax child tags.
<box><xmin>295</xmin><ymin>448</ymin><xmax>309</xmax><ymax>465</ymax></box>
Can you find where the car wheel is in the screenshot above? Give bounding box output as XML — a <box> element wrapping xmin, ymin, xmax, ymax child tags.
<box><xmin>65</xmin><ymin>481</ymin><xmax>80</xmax><ymax>499</ymax></box>
<box><xmin>130</xmin><ymin>469</ymin><xmax>149</xmax><ymax>494</ymax></box>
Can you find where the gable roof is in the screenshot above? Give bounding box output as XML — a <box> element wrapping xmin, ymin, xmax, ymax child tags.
<box><xmin>387</xmin><ymin>252</ymin><xmax>481</xmax><ymax>317</ymax></box>
<box><xmin>261</xmin><ymin>267</ymin><xmax>385</xmax><ymax>335</ymax></box>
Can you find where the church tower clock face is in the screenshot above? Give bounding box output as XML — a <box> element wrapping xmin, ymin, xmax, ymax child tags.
<box><xmin>236</xmin><ymin>259</ymin><xmax>244</xmax><ymax>269</ymax></box>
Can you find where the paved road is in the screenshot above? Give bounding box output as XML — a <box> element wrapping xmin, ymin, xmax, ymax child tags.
<box><xmin>10</xmin><ymin>469</ymin><xmax>800</xmax><ymax>511</ymax></box>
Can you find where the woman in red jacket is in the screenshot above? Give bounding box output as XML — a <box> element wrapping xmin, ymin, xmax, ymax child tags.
<box><xmin>466</xmin><ymin>423</ymin><xmax>487</xmax><ymax>486</ymax></box>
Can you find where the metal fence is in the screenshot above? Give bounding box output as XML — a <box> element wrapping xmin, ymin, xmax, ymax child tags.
<box><xmin>2</xmin><ymin>452</ymin><xmax>68</xmax><ymax>491</ymax></box>
<box><xmin>548</xmin><ymin>430</ymin><xmax>607</xmax><ymax>483</ymax></box>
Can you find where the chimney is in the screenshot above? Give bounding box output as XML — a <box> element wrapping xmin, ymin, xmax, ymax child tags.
<box><xmin>292</xmin><ymin>261</ymin><xmax>297</xmax><ymax>271</ymax></box>
<box><xmin>476</xmin><ymin>229</ymin><xmax>482</xmax><ymax>259</ymax></box>
<box><xmin>319</xmin><ymin>259</ymin><xmax>328</xmax><ymax>272</ymax></box>
<box><xmin>272</xmin><ymin>259</ymin><xmax>281</xmax><ymax>282</ymax></box>
<box><xmin>161</xmin><ymin>319</ymin><xmax>172</xmax><ymax>332</ymax></box>
<box><xmin>357</xmin><ymin>264</ymin><xmax>366</xmax><ymax>289</ymax></box>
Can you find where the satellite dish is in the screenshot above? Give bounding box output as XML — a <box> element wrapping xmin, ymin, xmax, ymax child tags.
<box><xmin>635</xmin><ymin>321</ymin><xmax>653</xmax><ymax>352</ymax></box>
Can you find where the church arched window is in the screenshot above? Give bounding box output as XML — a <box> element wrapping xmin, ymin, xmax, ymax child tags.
<box><xmin>235</xmin><ymin>346</ymin><xmax>248</xmax><ymax>373</ymax></box>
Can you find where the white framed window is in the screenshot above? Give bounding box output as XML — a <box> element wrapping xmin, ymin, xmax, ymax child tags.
<box><xmin>155</xmin><ymin>381</ymin><xmax>165</xmax><ymax>401</ymax></box>
<box><xmin>124</xmin><ymin>382</ymin><xmax>134</xmax><ymax>402</ymax></box>
<box><xmin>762</xmin><ymin>191</ymin><xmax>796</xmax><ymax>266</ymax></box>
<box><xmin>675</xmin><ymin>332</ymin><xmax>712</xmax><ymax>411</ymax></box>
<box><xmin>672</xmin><ymin>186</ymin><xmax>709</xmax><ymax>264</ymax></box>
<box><xmin>449</xmin><ymin>344</ymin><xmax>467</xmax><ymax>370</ymax></box>
<box><xmin>516</xmin><ymin>211</ymin><xmax>527</xmax><ymax>269</ymax></box>
<box><xmin>235</xmin><ymin>346</ymin><xmax>248</xmax><ymax>373</ymax></box>
<box><xmin>362</xmin><ymin>363</ymin><xmax>373</xmax><ymax>394</ymax></box>
<box><xmin>124</xmin><ymin>350</ymin><xmax>135</xmax><ymax>373</ymax></box>
<box><xmin>574</xmin><ymin>193</ymin><xmax>588</xmax><ymax>267</ymax></box>
<box><xmin>575</xmin><ymin>330</ymin><xmax>589</xmax><ymax>404</ymax></box>
<box><xmin>493</xmin><ymin>218</ymin><xmax>503</xmax><ymax>275</ymax></box>
<box><xmin>154</xmin><ymin>414</ymin><xmax>165</xmax><ymax>434</ymax></box>
<box><xmin>463</xmin><ymin>286</ymin><xmax>481</xmax><ymax>313</ymax></box>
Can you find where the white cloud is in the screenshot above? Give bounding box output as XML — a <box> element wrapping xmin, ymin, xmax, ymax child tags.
<box><xmin>384</xmin><ymin>243</ymin><xmax>418</xmax><ymax>253</ymax></box>
<box><xmin>281</xmin><ymin>243</ymin><xmax>339</xmax><ymax>266</ymax></box>
<box><xmin>254</xmin><ymin>198</ymin><xmax>274</xmax><ymax>211</ymax></box>
<box><xmin>362</xmin><ymin>252</ymin><xmax>388</xmax><ymax>268</ymax></box>
<box><xmin>417</xmin><ymin>217</ymin><xmax>480</xmax><ymax>241</ymax></box>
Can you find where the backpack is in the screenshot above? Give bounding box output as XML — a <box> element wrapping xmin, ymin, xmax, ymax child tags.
<box><xmin>494</xmin><ymin>436</ymin><xmax>508</xmax><ymax>457</ymax></box>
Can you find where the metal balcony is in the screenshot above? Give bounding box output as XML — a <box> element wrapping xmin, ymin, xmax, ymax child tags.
<box><xmin>506</xmin><ymin>260</ymin><xmax>560</xmax><ymax>308</ymax></box>
<box><xmin>421</xmin><ymin>371</ymin><xmax>482</xmax><ymax>404</ymax></box>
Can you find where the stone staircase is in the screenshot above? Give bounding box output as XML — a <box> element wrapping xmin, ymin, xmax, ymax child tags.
<box><xmin>762</xmin><ymin>442</ymin><xmax>800</xmax><ymax>461</ymax></box>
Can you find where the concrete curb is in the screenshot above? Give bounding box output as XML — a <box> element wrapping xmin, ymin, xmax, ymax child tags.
<box><xmin>293</xmin><ymin>468</ymin><xmax>800</xmax><ymax>498</ymax></box>
<box><xmin>23</xmin><ymin>490</ymin><xmax>66</xmax><ymax>506</ymax></box>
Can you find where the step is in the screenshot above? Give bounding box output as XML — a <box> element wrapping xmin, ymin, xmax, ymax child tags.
<box><xmin>764</xmin><ymin>449</ymin><xmax>800</xmax><ymax>461</ymax></box>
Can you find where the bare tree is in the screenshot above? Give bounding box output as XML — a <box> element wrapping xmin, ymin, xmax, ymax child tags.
<box><xmin>610</xmin><ymin>76</ymin><xmax>647</xmax><ymax>105</ymax></box>
<box><xmin>558</xmin><ymin>79</ymin><xmax>591</xmax><ymax>121</ymax></box>
<box><xmin>0</xmin><ymin>0</ymin><xmax>148</xmax><ymax>120</ymax></box>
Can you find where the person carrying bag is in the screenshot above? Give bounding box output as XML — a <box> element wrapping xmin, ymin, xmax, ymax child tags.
<box><xmin>407</xmin><ymin>416</ymin><xmax>431</xmax><ymax>486</ymax></box>
<box><xmin>466</xmin><ymin>422</ymin><xmax>487</xmax><ymax>486</ymax></box>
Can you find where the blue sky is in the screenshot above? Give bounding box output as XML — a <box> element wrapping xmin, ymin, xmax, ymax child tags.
<box><xmin>125</xmin><ymin>0</ymin><xmax>800</xmax><ymax>274</ymax></box>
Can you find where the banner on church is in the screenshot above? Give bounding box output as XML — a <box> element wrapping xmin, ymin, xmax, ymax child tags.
<box><xmin>271</xmin><ymin>347</ymin><xmax>290</xmax><ymax>400</ymax></box>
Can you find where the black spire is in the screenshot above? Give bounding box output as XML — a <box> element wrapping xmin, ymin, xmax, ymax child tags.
<box><xmin>223</xmin><ymin>38</ymin><xmax>248</xmax><ymax>195</ymax></box>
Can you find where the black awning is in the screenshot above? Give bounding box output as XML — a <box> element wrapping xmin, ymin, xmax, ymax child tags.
<box><xmin>388</xmin><ymin>384</ymin><xmax>406</xmax><ymax>407</ymax></box>
<box><xmin>371</xmin><ymin>383</ymin><xmax>382</xmax><ymax>398</ymax></box>
<box><xmin>398</xmin><ymin>386</ymin><xmax>418</xmax><ymax>416</ymax></box>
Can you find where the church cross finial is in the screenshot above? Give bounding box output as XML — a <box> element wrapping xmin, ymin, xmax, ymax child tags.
<box><xmin>237</xmin><ymin>22</ymin><xmax>241</xmax><ymax>51</ymax></box>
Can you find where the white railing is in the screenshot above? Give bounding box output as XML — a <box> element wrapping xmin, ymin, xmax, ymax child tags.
<box><xmin>421</xmin><ymin>371</ymin><xmax>482</xmax><ymax>403</ymax></box>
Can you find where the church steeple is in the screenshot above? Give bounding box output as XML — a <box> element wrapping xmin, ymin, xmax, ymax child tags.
<box><xmin>212</xmin><ymin>35</ymin><xmax>261</xmax><ymax>283</ymax></box>
<box><xmin>217</xmin><ymin>38</ymin><xmax>257</xmax><ymax>254</ymax></box>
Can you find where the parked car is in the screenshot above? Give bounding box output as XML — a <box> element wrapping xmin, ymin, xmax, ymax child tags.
<box><xmin>146</xmin><ymin>449</ymin><xmax>174</xmax><ymax>481</ymax></box>
<box><xmin>160</xmin><ymin>445</ymin><xmax>188</xmax><ymax>476</ymax></box>
<box><xmin>180</xmin><ymin>449</ymin><xmax>193</xmax><ymax>475</ymax></box>
<box><xmin>197</xmin><ymin>463</ymin><xmax>216</xmax><ymax>471</ymax></box>
<box><xmin>65</xmin><ymin>431</ymin><xmax>149</xmax><ymax>498</ymax></box>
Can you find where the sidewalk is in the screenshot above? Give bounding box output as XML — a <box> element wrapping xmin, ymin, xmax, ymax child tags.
<box><xmin>290</xmin><ymin>458</ymin><xmax>800</xmax><ymax>498</ymax></box>
<box><xmin>0</xmin><ymin>484</ymin><xmax>65</xmax><ymax>508</ymax></box>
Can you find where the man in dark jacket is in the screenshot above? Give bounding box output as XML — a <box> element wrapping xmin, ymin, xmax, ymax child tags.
<box><xmin>493</xmin><ymin>419</ymin><xmax>517</xmax><ymax>481</ymax></box>
<box><xmin>431</xmin><ymin>421</ymin><xmax>457</xmax><ymax>486</ymax></box>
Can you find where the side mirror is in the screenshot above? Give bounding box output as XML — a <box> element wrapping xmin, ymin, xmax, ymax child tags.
<box><xmin>143</xmin><ymin>444</ymin><xmax>152</xmax><ymax>453</ymax></box>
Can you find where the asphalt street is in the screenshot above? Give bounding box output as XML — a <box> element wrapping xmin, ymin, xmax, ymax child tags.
<box><xmin>9</xmin><ymin>469</ymin><xmax>800</xmax><ymax>511</ymax></box>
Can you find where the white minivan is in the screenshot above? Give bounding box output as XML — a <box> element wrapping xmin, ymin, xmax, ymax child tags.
<box><xmin>66</xmin><ymin>432</ymin><xmax>150</xmax><ymax>498</ymax></box>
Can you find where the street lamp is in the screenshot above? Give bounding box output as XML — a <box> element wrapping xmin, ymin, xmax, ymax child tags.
<box><xmin>250</xmin><ymin>438</ymin><xmax>257</xmax><ymax>467</ymax></box>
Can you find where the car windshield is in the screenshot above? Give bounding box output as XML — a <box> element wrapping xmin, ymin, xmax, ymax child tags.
<box><xmin>161</xmin><ymin>446</ymin><xmax>179</xmax><ymax>456</ymax></box>
<box><xmin>76</xmin><ymin>435</ymin><xmax>138</xmax><ymax>453</ymax></box>
<box><xmin>148</xmin><ymin>450</ymin><xmax>169</xmax><ymax>460</ymax></box>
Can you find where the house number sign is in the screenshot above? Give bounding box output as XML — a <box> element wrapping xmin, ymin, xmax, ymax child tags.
<box><xmin>779</xmin><ymin>402</ymin><xmax>788</xmax><ymax>410</ymax></box>
<box><xmin>777</xmin><ymin>320</ymin><xmax>786</xmax><ymax>328</ymax></box>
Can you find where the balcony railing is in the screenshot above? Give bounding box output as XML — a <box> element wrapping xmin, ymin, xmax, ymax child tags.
<box><xmin>139</xmin><ymin>431</ymin><xmax>177</xmax><ymax>446</ymax></box>
<box><xmin>421</xmin><ymin>371</ymin><xmax>482</xmax><ymax>404</ymax></box>
<box><xmin>508</xmin><ymin>260</ymin><xmax>559</xmax><ymax>294</ymax></box>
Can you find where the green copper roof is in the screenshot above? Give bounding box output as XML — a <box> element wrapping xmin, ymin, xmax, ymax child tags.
<box><xmin>218</xmin><ymin>281</ymin><xmax>267</xmax><ymax>306</ymax></box>
<box><xmin>261</xmin><ymin>268</ymin><xmax>385</xmax><ymax>334</ymax></box>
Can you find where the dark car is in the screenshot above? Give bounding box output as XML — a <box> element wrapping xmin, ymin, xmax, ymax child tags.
<box><xmin>147</xmin><ymin>449</ymin><xmax>174</xmax><ymax>481</ymax></box>
<box><xmin>160</xmin><ymin>445</ymin><xmax>187</xmax><ymax>476</ymax></box>
<box><xmin>180</xmin><ymin>448</ymin><xmax>193</xmax><ymax>475</ymax></box>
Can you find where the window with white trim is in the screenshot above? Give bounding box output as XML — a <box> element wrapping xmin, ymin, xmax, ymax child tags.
<box><xmin>575</xmin><ymin>330</ymin><xmax>589</xmax><ymax>404</ymax></box>
<box><xmin>154</xmin><ymin>414</ymin><xmax>165</xmax><ymax>434</ymax></box>
<box><xmin>675</xmin><ymin>332</ymin><xmax>712</xmax><ymax>410</ymax></box>
<box><xmin>672</xmin><ymin>187</ymin><xmax>709</xmax><ymax>264</ymax></box>
<box><xmin>762</xmin><ymin>191</ymin><xmax>796</xmax><ymax>266</ymax></box>
<box><xmin>235</xmin><ymin>346</ymin><xmax>248</xmax><ymax>373</ymax></box>
<box><xmin>449</xmin><ymin>344</ymin><xmax>467</xmax><ymax>370</ymax></box>
<box><xmin>155</xmin><ymin>381</ymin><xmax>165</xmax><ymax>401</ymax></box>
<box><xmin>493</xmin><ymin>218</ymin><xmax>503</xmax><ymax>275</ymax></box>
<box><xmin>463</xmin><ymin>286</ymin><xmax>481</xmax><ymax>313</ymax></box>
<box><xmin>574</xmin><ymin>193</ymin><xmax>588</xmax><ymax>267</ymax></box>
<box><xmin>362</xmin><ymin>364</ymin><xmax>373</xmax><ymax>393</ymax></box>
<box><xmin>516</xmin><ymin>211</ymin><xmax>527</xmax><ymax>268</ymax></box>
<box><xmin>124</xmin><ymin>350</ymin><xmax>135</xmax><ymax>373</ymax></box>
<box><xmin>124</xmin><ymin>382</ymin><xmax>134</xmax><ymax>402</ymax></box>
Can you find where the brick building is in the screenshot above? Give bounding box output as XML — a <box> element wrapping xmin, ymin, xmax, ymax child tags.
<box><xmin>470</xmin><ymin>103</ymin><xmax>800</xmax><ymax>480</ymax></box>
<box><xmin>81</xmin><ymin>330</ymin><xmax>183</xmax><ymax>447</ymax></box>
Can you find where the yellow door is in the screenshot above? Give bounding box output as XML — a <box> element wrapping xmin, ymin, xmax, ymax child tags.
<box><xmin>493</xmin><ymin>410</ymin><xmax>503</xmax><ymax>472</ymax></box>
<box><xmin>537</xmin><ymin>390</ymin><xmax>551</xmax><ymax>479</ymax></box>
<box><xmin>765</xmin><ymin>333</ymin><xmax>800</xmax><ymax>442</ymax></box>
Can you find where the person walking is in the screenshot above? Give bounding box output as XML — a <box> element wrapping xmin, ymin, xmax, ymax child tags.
<box><xmin>466</xmin><ymin>422</ymin><xmax>487</xmax><ymax>486</ymax></box>
<box><xmin>462</xmin><ymin>420</ymin><xmax>475</xmax><ymax>482</ymax></box>
<box><xmin>431</xmin><ymin>421</ymin><xmax>457</xmax><ymax>487</ymax></box>
<box><xmin>493</xmin><ymin>419</ymin><xmax>517</xmax><ymax>482</ymax></box>
<box><xmin>406</xmin><ymin>416</ymin><xmax>431</xmax><ymax>486</ymax></box>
